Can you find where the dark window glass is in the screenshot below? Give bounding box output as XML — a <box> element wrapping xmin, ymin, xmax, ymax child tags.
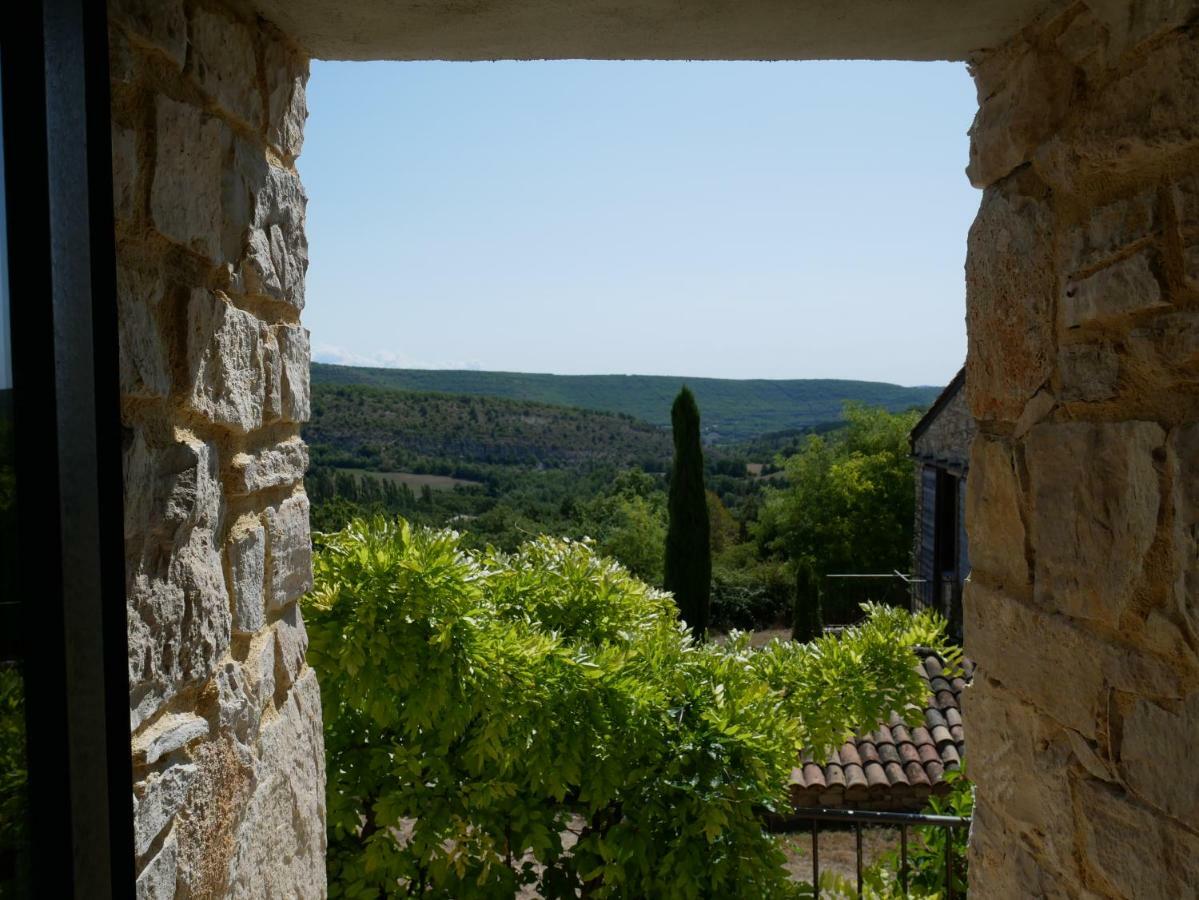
<box><xmin>0</xmin><ymin>46</ymin><xmax>31</xmax><ymax>895</ymax></box>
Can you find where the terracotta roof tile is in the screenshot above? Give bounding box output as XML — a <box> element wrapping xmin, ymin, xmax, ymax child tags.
<box><xmin>864</xmin><ymin>761</ymin><xmax>889</xmax><ymax>789</ymax></box>
<box><xmin>839</xmin><ymin>742</ymin><xmax>862</xmax><ymax>767</ymax></box>
<box><xmin>903</xmin><ymin>760</ymin><xmax>930</xmax><ymax>787</ymax></box>
<box><xmin>917</xmin><ymin>742</ymin><xmax>941</xmax><ymax>766</ymax></box>
<box><xmin>844</xmin><ymin>763</ymin><xmax>868</xmax><ymax>790</ymax></box>
<box><xmin>802</xmin><ymin>762</ymin><xmax>826</xmax><ymax>790</ymax></box>
<box><xmin>878</xmin><ymin>742</ymin><xmax>901</xmax><ymax>766</ymax></box>
<box><xmin>792</xmin><ymin>651</ymin><xmax>971</xmax><ymax>813</ymax></box>
<box><xmin>884</xmin><ymin>761</ymin><xmax>909</xmax><ymax>786</ymax></box>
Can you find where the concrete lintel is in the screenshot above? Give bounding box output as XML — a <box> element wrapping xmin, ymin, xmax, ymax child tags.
<box><xmin>250</xmin><ymin>0</ymin><xmax>1057</xmax><ymax>62</ymax></box>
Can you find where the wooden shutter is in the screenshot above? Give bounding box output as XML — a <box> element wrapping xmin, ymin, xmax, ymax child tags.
<box><xmin>919</xmin><ymin>466</ymin><xmax>938</xmax><ymax>584</ymax></box>
<box><xmin>958</xmin><ymin>476</ymin><xmax>970</xmax><ymax>579</ymax></box>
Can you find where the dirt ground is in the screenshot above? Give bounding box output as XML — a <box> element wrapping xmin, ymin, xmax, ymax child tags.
<box><xmin>711</xmin><ymin>626</ymin><xmax>793</xmax><ymax>647</ymax></box>
<box><xmin>779</xmin><ymin>827</ymin><xmax>900</xmax><ymax>885</ymax></box>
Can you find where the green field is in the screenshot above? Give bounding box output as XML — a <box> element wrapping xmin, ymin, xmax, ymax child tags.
<box><xmin>311</xmin><ymin>363</ymin><xmax>941</xmax><ymax>442</ymax></box>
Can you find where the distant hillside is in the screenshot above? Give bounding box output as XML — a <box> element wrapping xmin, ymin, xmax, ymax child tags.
<box><xmin>311</xmin><ymin>363</ymin><xmax>941</xmax><ymax>442</ymax></box>
<box><xmin>306</xmin><ymin>383</ymin><xmax>672</xmax><ymax>474</ymax></box>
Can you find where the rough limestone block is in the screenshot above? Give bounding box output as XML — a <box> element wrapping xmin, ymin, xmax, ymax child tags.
<box><xmin>964</xmin><ymin>582</ymin><xmax>1182</xmax><ymax>737</ymax></box>
<box><xmin>264</xmin><ymin>40</ymin><xmax>309</xmax><ymax>159</ymax></box>
<box><xmin>1085</xmin><ymin>0</ymin><xmax>1199</xmax><ymax>59</ymax></box>
<box><xmin>1058</xmin><ymin>343</ymin><xmax>1119</xmax><ymax>402</ymax></box>
<box><xmin>173</xmin><ymin>739</ymin><xmax>256</xmax><ymax>898</ymax></box>
<box><xmin>1052</xmin><ymin>6</ymin><xmax>1111</xmax><ymax>81</ymax></box>
<box><xmin>188</xmin><ymin>8</ymin><xmax>262</xmax><ymax>129</ymax></box>
<box><xmin>1173</xmin><ymin>173</ymin><xmax>1199</xmax><ymax>234</ymax></box>
<box><xmin>1186</xmin><ymin>244</ymin><xmax>1199</xmax><ymax>289</ymax></box>
<box><xmin>275</xmin><ymin>325</ymin><xmax>311</xmax><ymax>423</ymax></box>
<box><xmin>1012</xmin><ymin>388</ymin><xmax>1056</xmax><ymax>440</ymax></box>
<box><xmin>228</xmin><ymin>438</ymin><xmax>308</xmax><ymax>495</ymax></box>
<box><xmin>109</xmin><ymin>0</ymin><xmax>186</xmax><ymax>69</ymax></box>
<box><xmin>109</xmin><ymin>22</ymin><xmax>138</xmax><ymax>85</ymax></box>
<box><xmin>966</xmin><ymin>42</ymin><xmax>1077</xmax><ymax>188</ymax></box>
<box><xmin>213</xmin><ymin>659</ymin><xmax>259</xmax><ymax>747</ymax></box>
<box><xmin>225</xmin><ymin>669</ymin><xmax>326</xmax><ymax>899</ymax></box>
<box><xmin>965</xmin><ymin>436</ymin><xmax>1028</xmax><ymax>592</ymax></box>
<box><xmin>967</xmin><ymin>799</ymin><xmax>1071</xmax><ymax>899</ymax></box>
<box><xmin>135</xmin><ymin>829</ymin><xmax>178</xmax><ymax>900</ymax></box>
<box><xmin>1170</xmin><ymin>424</ymin><xmax>1199</xmax><ymax>633</ymax></box>
<box><xmin>1036</xmin><ymin>29</ymin><xmax>1199</xmax><ymax>189</ymax></box>
<box><xmin>225</xmin><ymin>521</ymin><xmax>266</xmax><ymax>635</ymax></box>
<box><xmin>1119</xmin><ymin>691</ymin><xmax>1199</xmax><ymax>824</ymax></box>
<box><xmin>185</xmin><ymin>290</ymin><xmax>273</xmax><ymax>433</ymax></box>
<box><xmin>132</xmin><ymin>712</ymin><xmax>210</xmax><ymax>766</ymax></box>
<box><xmin>1026</xmin><ymin>421</ymin><xmax>1163</xmax><ymax>629</ymax></box>
<box><xmin>1129</xmin><ymin>311</ymin><xmax>1199</xmax><ymax>373</ymax></box>
<box><xmin>133</xmin><ymin>762</ymin><xmax>198</xmax><ymax>859</ymax></box>
<box><xmin>273</xmin><ymin>602</ymin><xmax>309</xmax><ymax>695</ymax></box>
<box><xmin>1075</xmin><ymin>776</ymin><xmax>1199</xmax><ymax>899</ymax></box>
<box><xmin>1062</xmin><ymin>251</ymin><xmax>1166</xmax><ymax>329</ymax></box>
<box><xmin>965</xmin><ymin>175</ymin><xmax>1056</xmax><ymax>422</ymax></box>
<box><xmin>125</xmin><ymin>432</ymin><xmax>229</xmax><ymax>730</ymax></box>
<box><xmin>112</xmin><ymin>124</ymin><xmax>138</xmax><ymax>223</ymax></box>
<box><xmin>239</xmin><ymin>156</ymin><xmax>308</xmax><ymax>310</ymax></box>
<box><xmin>265</xmin><ymin>492</ymin><xmax>313</xmax><ymax>612</ymax></box>
<box><xmin>1065</xmin><ymin>188</ymin><xmax>1157</xmax><ymax>274</ymax></box>
<box><xmin>150</xmin><ymin>97</ymin><xmax>226</xmax><ymax>260</ymax></box>
<box><xmin>246</xmin><ymin>630</ymin><xmax>276</xmax><ymax>714</ymax></box>
<box><xmin>116</xmin><ymin>260</ymin><xmax>171</xmax><ymax>401</ymax></box>
<box><xmin>962</xmin><ymin>676</ymin><xmax>1078</xmax><ymax>878</ymax></box>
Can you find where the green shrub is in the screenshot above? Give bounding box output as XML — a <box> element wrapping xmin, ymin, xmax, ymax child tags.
<box><xmin>709</xmin><ymin>564</ymin><xmax>791</xmax><ymax>632</ymax></box>
<box><xmin>869</xmin><ymin>765</ymin><xmax>973</xmax><ymax>898</ymax></box>
<box><xmin>306</xmin><ymin>516</ymin><xmax>956</xmax><ymax>898</ymax></box>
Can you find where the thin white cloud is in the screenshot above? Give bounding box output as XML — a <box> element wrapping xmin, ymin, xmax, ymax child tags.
<box><xmin>312</xmin><ymin>343</ymin><xmax>484</xmax><ymax>371</ymax></box>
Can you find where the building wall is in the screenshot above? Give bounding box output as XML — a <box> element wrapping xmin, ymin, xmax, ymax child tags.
<box><xmin>963</xmin><ymin>3</ymin><xmax>1199</xmax><ymax>896</ymax></box>
<box><xmin>912</xmin><ymin>382</ymin><xmax>975</xmax><ymax>625</ymax></box>
<box><xmin>108</xmin><ymin>1</ymin><xmax>324</xmax><ymax>895</ymax></box>
<box><xmin>913</xmin><ymin>382</ymin><xmax>976</xmax><ymax>471</ymax></box>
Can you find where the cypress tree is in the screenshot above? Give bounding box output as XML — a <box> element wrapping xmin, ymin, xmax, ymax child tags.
<box><xmin>664</xmin><ymin>387</ymin><xmax>711</xmax><ymax>637</ymax></box>
<box><xmin>792</xmin><ymin>561</ymin><xmax>824</xmax><ymax>643</ymax></box>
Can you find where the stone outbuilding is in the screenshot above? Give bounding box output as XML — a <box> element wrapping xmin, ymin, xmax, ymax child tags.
<box><xmin>910</xmin><ymin>368</ymin><xmax>976</xmax><ymax>639</ymax></box>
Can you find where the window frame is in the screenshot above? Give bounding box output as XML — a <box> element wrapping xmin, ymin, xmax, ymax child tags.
<box><xmin>1</xmin><ymin>0</ymin><xmax>133</xmax><ymax>894</ymax></box>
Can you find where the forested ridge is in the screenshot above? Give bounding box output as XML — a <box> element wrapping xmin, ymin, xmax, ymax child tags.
<box><xmin>308</xmin><ymin>383</ymin><xmax>671</xmax><ymax>474</ymax></box>
<box><xmin>311</xmin><ymin>362</ymin><xmax>939</xmax><ymax>442</ymax></box>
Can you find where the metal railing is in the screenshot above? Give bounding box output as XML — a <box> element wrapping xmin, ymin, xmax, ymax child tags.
<box><xmin>821</xmin><ymin>572</ymin><xmax>932</xmax><ymax>629</ymax></box>
<box><xmin>783</xmin><ymin>806</ymin><xmax>971</xmax><ymax>898</ymax></box>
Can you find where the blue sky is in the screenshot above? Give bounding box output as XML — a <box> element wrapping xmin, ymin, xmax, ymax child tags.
<box><xmin>301</xmin><ymin>60</ymin><xmax>979</xmax><ymax>387</ymax></box>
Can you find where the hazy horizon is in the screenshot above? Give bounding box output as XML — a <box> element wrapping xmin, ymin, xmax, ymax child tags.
<box><xmin>312</xmin><ymin>358</ymin><xmax>945</xmax><ymax>388</ymax></box>
<box><xmin>301</xmin><ymin>60</ymin><xmax>979</xmax><ymax>387</ymax></box>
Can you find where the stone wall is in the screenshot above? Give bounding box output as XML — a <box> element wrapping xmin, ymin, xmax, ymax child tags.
<box><xmin>108</xmin><ymin>1</ymin><xmax>324</xmax><ymax>895</ymax></box>
<box><xmin>913</xmin><ymin>380</ymin><xmax>976</xmax><ymax>470</ymax></box>
<box><xmin>963</xmin><ymin>2</ymin><xmax>1199</xmax><ymax>896</ymax></box>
